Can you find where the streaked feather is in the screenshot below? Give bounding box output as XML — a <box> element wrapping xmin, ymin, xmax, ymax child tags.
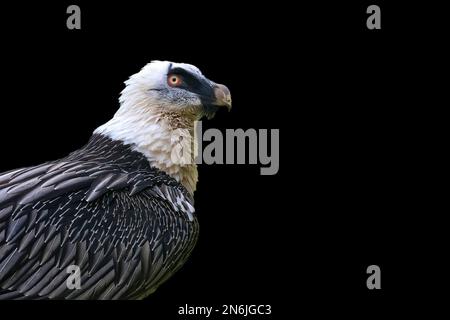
<box><xmin>0</xmin><ymin>134</ymin><xmax>198</xmax><ymax>299</ymax></box>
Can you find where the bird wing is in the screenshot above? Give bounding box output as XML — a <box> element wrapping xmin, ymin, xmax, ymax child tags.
<box><xmin>0</xmin><ymin>161</ymin><xmax>198</xmax><ymax>299</ymax></box>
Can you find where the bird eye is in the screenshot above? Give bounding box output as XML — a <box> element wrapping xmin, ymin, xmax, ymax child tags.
<box><xmin>168</xmin><ymin>74</ymin><xmax>182</xmax><ymax>87</ymax></box>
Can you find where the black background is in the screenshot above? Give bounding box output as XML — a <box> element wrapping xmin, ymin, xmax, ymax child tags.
<box><xmin>0</xmin><ymin>0</ymin><xmax>445</xmax><ymax>317</ymax></box>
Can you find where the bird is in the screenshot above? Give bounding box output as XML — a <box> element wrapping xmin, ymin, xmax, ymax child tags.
<box><xmin>0</xmin><ymin>60</ymin><xmax>231</xmax><ymax>299</ymax></box>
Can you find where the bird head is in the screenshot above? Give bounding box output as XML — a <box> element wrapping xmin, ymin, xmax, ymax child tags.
<box><xmin>115</xmin><ymin>60</ymin><xmax>231</xmax><ymax>124</ymax></box>
<box><xmin>95</xmin><ymin>61</ymin><xmax>232</xmax><ymax>194</ymax></box>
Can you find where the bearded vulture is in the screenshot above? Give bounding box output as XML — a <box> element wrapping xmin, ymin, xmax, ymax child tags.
<box><xmin>0</xmin><ymin>61</ymin><xmax>231</xmax><ymax>299</ymax></box>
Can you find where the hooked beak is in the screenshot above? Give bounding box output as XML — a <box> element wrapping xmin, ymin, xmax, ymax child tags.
<box><xmin>212</xmin><ymin>84</ymin><xmax>232</xmax><ymax>111</ymax></box>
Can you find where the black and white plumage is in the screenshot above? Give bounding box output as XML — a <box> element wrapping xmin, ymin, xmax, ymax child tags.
<box><xmin>0</xmin><ymin>61</ymin><xmax>231</xmax><ymax>299</ymax></box>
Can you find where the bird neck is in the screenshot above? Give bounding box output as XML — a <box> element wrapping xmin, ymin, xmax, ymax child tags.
<box><xmin>94</xmin><ymin>110</ymin><xmax>198</xmax><ymax>195</ymax></box>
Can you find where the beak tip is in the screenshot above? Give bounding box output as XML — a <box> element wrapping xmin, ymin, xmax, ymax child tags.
<box><xmin>214</xmin><ymin>84</ymin><xmax>232</xmax><ymax>111</ymax></box>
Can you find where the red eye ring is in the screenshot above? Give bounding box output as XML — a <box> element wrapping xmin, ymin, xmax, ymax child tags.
<box><xmin>168</xmin><ymin>74</ymin><xmax>182</xmax><ymax>87</ymax></box>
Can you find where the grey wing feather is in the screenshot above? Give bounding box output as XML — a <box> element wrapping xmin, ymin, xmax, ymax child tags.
<box><xmin>0</xmin><ymin>161</ymin><xmax>198</xmax><ymax>299</ymax></box>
